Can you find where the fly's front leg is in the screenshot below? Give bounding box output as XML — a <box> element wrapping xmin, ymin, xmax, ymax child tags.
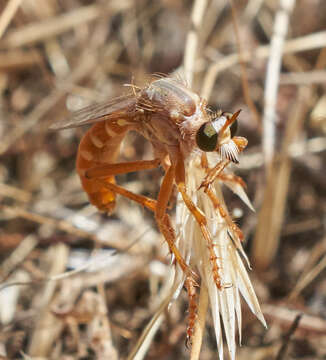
<box><xmin>199</xmin><ymin>159</ymin><xmax>229</xmax><ymax>190</ymax></box>
<box><xmin>200</xmin><ymin>153</ymin><xmax>244</xmax><ymax>241</ymax></box>
<box><xmin>199</xmin><ymin>136</ymin><xmax>247</xmax><ymax>190</ymax></box>
<box><xmin>218</xmin><ymin>173</ymin><xmax>246</xmax><ymax>189</ymax></box>
<box><xmin>204</xmin><ymin>186</ymin><xmax>244</xmax><ymax>242</ymax></box>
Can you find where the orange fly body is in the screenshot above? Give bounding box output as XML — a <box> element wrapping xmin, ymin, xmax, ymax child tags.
<box><xmin>51</xmin><ymin>76</ymin><xmax>248</xmax><ymax>341</ymax></box>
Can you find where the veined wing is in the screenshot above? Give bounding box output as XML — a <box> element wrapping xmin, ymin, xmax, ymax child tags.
<box><xmin>50</xmin><ymin>94</ymin><xmax>137</xmax><ymax>130</ymax></box>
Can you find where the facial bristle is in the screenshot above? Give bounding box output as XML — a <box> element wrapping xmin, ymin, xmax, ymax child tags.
<box><xmin>219</xmin><ymin>140</ymin><xmax>239</xmax><ymax>163</ymax></box>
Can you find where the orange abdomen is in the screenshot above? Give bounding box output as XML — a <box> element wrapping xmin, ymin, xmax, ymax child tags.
<box><xmin>76</xmin><ymin>120</ymin><xmax>129</xmax><ymax>213</ymax></box>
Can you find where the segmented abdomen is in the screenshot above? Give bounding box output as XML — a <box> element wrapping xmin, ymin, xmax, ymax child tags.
<box><xmin>76</xmin><ymin>120</ymin><xmax>129</xmax><ymax>213</ymax></box>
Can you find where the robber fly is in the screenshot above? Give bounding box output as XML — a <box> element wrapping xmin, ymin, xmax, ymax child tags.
<box><xmin>51</xmin><ymin>76</ymin><xmax>247</xmax><ymax>340</ymax></box>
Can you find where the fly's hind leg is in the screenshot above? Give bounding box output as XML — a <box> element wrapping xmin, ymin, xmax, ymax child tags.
<box><xmin>83</xmin><ymin>159</ymin><xmax>160</xmax><ymax>213</ymax></box>
<box><xmin>85</xmin><ymin>159</ymin><xmax>161</xmax><ymax>179</ymax></box>
<box><xmin>97</xmin><ymin>180</ymin><xmax>157</xmax><ymax>212</ymax></box>
<box><xmin>87</xmin><ymin>158</ymin><xmax>195</xmax><ymax>282</ymax></box>
<box><xmin>87</xmin><ymin>157</ymin><xmax>200</xmax><ymax>344</ymax></box>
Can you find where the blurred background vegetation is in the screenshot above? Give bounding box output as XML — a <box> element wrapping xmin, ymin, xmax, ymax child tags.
<box><xmin>0</xmin><ymin>0</ymin><xmax>325</xmax><ymax>358</ymax></box>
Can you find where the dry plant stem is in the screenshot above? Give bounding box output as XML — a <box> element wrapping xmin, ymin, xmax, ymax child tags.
<box><xmin>263</xmin><ymin>304</ymin><xmax>326</xmax><ymax>334</ymax></box>
<box><xmin>0</xmin><ymin>0</ymin><xmax>22</xmax><ymax>38</ymax></box>
<box><xmin>263</xmin><ymin>0</ymin><xmax>295</xmax><ymax>167</ymax></box>
<box><xmin>229</xmin><ymin>0</ymin><xmax>260</xmax><ymax>127</ymax></box>
<box><xmin>182</xmin><ymin>0</ymin><xmax>208</xmax><ymax>351</ymax></box>
<box><xmin>28</xmin><ymin>244</ymin><xmax>69</xmax><ymax>356</ymax></box>
<box><xmin>183</xmin><ymin>0</ymin><xmax>208</xmax><ymax>86</ymax></box>
<box><xmin>0</xmin><ymin>204</ymin><xmax>125</xmax><ymax>249</ymax></box>
<box><xmin>276</xmin><ymin>314</ymin><xmax>302</xmax><ymax>360</ymax></box>
<box><xmin>239</xmin><ymin>136</ymin><xmax>326</xmax><ymax>170</ymax></box>
<box><xmin>280</xmin><ymin>70</ymin><xmax>326</xmax><ymax>85</ymax></box>
<box><xmin>127</xmin><ymin>282</ymin><xmax>178</xmax><ymax>360</ymax></box>
<box><xmin>252</xmin><ymin>86</ymin><xmax>311</xmax><ymax>269</ymax></box>
<box><xmin>0</xmin><ymin>49</ymin><xmax>42</xmax><ymax>71</ymax></box>
<box><xmin>0</xmin><ymin>234</ymin><xmax>38</xmax><ymax>282</ymax></box>
<box><xmin>243</xmin><ymin>0</ymin><xmax>265</xmax><ymax>21</ymax></box>
<box><xmin>201</xmin><ymin>30</ymin><xmax>326</xmax><ymax>100</ymax></box>
<box><xmin>0</xmin><ymin>3</ymin><xmax>128</xmax><ymax>48</ymax></box>
<box><xmin>288</xmin><ymin>253</ymin><xmax>326</xmax><ymax>301</ymax></box>
<box><xmin>0</xmin><ymin>53</ymin><xmax>97</xmax><ymax>155</ymax></box>
<box><xmin>190</xmin><ymin>284</ymin><xmax>209</xmax><ymax>360</ymax></box>
<box><xmin>0</xmin><ymin>182</ymin><xmax>31</xmax><ymax>202</ymax></box>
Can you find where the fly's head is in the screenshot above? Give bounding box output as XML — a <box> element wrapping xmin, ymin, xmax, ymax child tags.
<box><xmin>195</xmin><ymin>110</ymin><xmax>247</xmax><ymax>164</ymax></box>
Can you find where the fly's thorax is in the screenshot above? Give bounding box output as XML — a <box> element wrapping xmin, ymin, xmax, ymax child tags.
<box><xmin>143</xmin><ymin>78</ymin><xmax>200</xmax><ymax>120</ymax></box>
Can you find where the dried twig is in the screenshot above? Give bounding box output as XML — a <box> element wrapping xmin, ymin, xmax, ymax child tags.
<box><xmin>0</xmin><ymin>2</ymin><xmax>130</xmax><ymax>48</ymax></box>
<box><xmin>0</xmin><ymin>0</ymin><xmax>22</xmax><ymax>39</ymax></box>
<box><xmin>276</xmin><ymin>313</ymin><xmax>302</xmax><ymax>360</ymax></box>
<box><xmin>229</xmin><ymin>0</ymin><xmax>260</xmax><ymax>127</ymax></box>
<box><xmin>201</xmin><ymin>30</ymin><xmax>326</xmax><ymax>100</ymax></box>
<box><xmin>190</xmin><ymin>284</ymin><xmax>209</xmax><ymax>360</ymax></box>
<box><xmin>263</xmin><ymin>0</ymin><xmax>295</xmax><ymax>166</ymax></box>
<box><xmin>183</xmin><ymin>0</ymin><xmax>208</xmax><ymax>86</ymax></box>
<box><xmin>289</xmin><ymin>251</ymin><xmax>326</xmax><ymax>301</ymax></box>
<box><xmin>252</xmin><ymin>86</ymin><xmax>312</xmax><ymax>269</ymax></box>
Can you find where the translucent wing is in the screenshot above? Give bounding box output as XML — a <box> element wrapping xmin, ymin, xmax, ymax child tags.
<box><xmin>50</xmin><ymin>94</ymin><xmax>137</xmax><ymax>130</ymax></box>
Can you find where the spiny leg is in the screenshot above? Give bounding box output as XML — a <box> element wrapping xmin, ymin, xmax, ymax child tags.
<box><xmin>155</xmin><ymin>164</ymin><xmax>200</xmax><ymax>344</ymax></box>
<box><xmin>83</xmin><ymin>159</ymin><xmax>161</xmax><ymax>212</ymax></box>
<box><xmin>217</xmin><ymin>172</ymin><xmax>247</xmax><ymax>189</ymax></box>
<box><xmin>204</xmin><ymin>186</ymin><xmax>244</xmax><ymax>242</ymax></box>
<box><xmin>174</xmin><ymin>150</ymin><xmax>223</xmax><ymax>344</ymax></box>
<box><xmin>176</xmin><ymin>180</ymin><xmax>223</xmax><ymax>290</ymax></box>
<box><xmin>201</xmin><ymin>153</ymin><xmax>246</xmax><ymax>188</ymax></box>
<box><xmin>88</xmin><ymin>157</ymin><xmax>200</xmax><ymax>342</ymax></box>
<box><xmin>185</xmin><ymin>276</ymin><xmax>197</xmax><ymax>347</ymax></box>
<box><xmin>176</xmin><ymin>152</ymin><xmax>222</xmax><ymax>289</ymax></box>
<box><xmin>199</xmin><ymin>135</ymin><xmax>247</xmax><ymax>189</ymax></box>
<box><xmin>200</xmin><ymin>153</ymin><xmax>244</xmax><ymax>241</ymax></box>
<box><xmin>96</xmin><ymin>180</ymin><xmax>157</xmax><ymax>212</ymax></box>
<box><xmin>89</xmin><ymin>160</ymin><xmax>194</xmax><ymax>280</ymax></box>
<box><xmin>85</xmin><ymin>159</ymin><xmax>160</xmax><ymax>178</ymax></box>
<box><xmin>199</xmin><ymin>159</ymin><xmax>230</xmax><ymax>189</ymax></box>
<box><xmin>200</xmin><ymin>153</ymin><xmax>209</xmax><ymax>173</ymax></box>
<box><xmin>201</xmin><ymin>147</ymin><xmax>247</xmax><ymax>242</ymax></box>
<box><xmin>154</xmin><ymin>165</ymin><xmax>195</xmax><ymax>276</ymax></box>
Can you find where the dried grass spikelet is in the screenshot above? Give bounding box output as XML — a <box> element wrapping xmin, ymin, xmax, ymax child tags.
<box><xmin>129</xmin><ymin>152</ymin><xmax>266</xmax><ymax>360</ymax></box>
<box><xmin>174</xmin><ymin>152</ymin><xmax>266</xmax><ymax>359</ymax></box>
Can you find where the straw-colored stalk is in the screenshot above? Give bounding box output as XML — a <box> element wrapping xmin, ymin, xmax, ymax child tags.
<box><xmin>131</xmin><ymin>151</ymin><xmax>266</xmax><ymax>360</ymax></box>
<box><xmin>174</xmin><ymin>153</ymin><xmax>266</xmax><ymax>360</ymax></box>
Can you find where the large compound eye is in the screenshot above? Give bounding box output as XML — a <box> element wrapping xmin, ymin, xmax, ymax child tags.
<box><xmin>196</xmin><ymin>122</ymin><xmax>218</xmax><ymax>152</ymax></box>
